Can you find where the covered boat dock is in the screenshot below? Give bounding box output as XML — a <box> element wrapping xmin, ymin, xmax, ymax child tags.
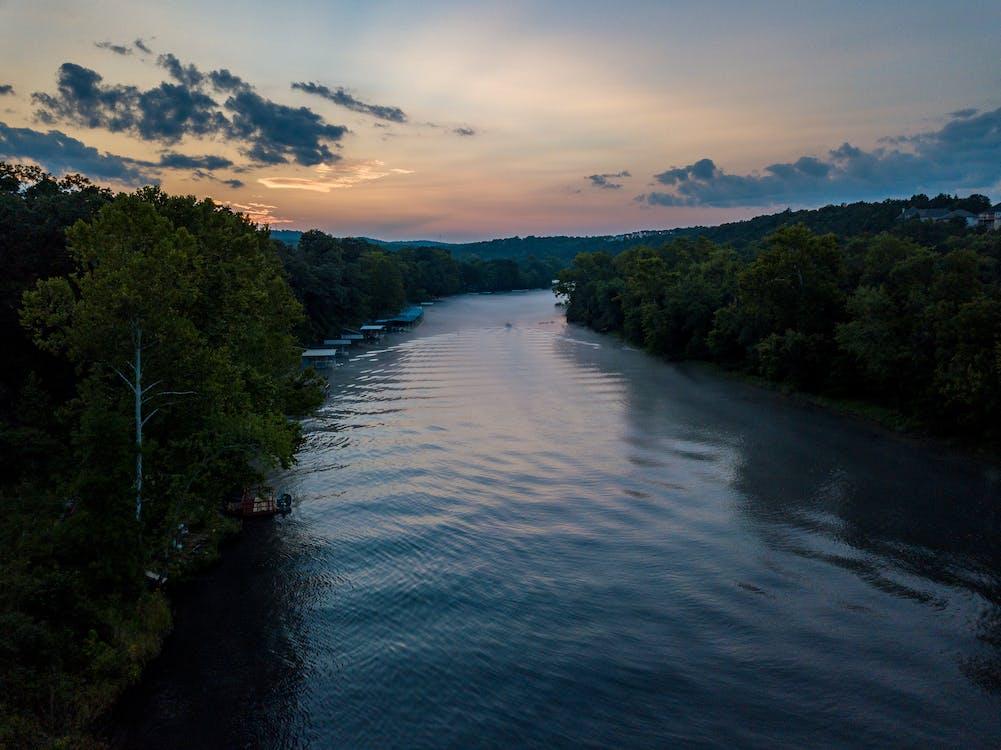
<box><xmin>301</xmin><ymin>348</ymin><xmax>340</xmax><ymax>369</ymax></box>
<box><xmin>376</xmin><ymin>305</ymin><xmax>425</xmax><ymax>331</ymax></box>
<box><xmin>321</xmin><ymin>338</ymin><xmax>352</xmax><ymax>354</ymax></box>
<box><xmin>359</xmin><ymin>324</ymin><xmax>385</xmax><ymax>341</ymax></box>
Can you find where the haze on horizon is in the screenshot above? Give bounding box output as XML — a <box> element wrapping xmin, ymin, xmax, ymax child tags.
<box><xmin>0</xmin><ymin>0</ymin><xmax>999</xmax><ymax>242</ymax></box>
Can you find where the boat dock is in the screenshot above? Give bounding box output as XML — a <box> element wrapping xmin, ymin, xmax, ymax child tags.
<box><xmin>302</xmin><ymin>305</ymin><xmax>427</xmax><ymax>368</ymax></box>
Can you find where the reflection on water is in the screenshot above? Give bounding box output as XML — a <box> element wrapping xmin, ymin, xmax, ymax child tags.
<box><xmin>113</xmin><ymin>290</ymin><xmax>1001</xmax><ymax>748</ymax></box>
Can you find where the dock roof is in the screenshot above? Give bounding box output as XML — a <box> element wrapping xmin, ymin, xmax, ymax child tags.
<box><xmin>302</xmin><ymin>349</ymin><xmax>339</xmax><ymax>358</ymax></box>
<box><xmin>322</xmin><ymin>339</ymin><xmax>351</xmax><ymax>346</ymax></box>
<box><xmin>379</xmin><ymin>306</ymin><xmax>425</xmax><ymax>324</ymax></box>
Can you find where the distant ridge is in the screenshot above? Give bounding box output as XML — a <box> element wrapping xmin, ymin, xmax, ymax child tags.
<box><xmin>270</xmin><ymin>229</ymin><xmax>306</xmax><ymax>246</ymax></box>
<box><xmin>269</xmin><ymin>195</ymin><xmax>988</xmax><ymax>260</ymax></box>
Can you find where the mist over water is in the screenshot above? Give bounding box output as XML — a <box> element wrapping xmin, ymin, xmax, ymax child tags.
<box><xmin>114</xmin><ymin>290</ymin><xmax>1001</xmax><ymax>748</ymax></box>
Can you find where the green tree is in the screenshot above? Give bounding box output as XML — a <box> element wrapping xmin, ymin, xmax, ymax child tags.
<box><xmin>23</xmin><ymin>196</ymin><xmax>202</xmax><ymax>523</ymax></box>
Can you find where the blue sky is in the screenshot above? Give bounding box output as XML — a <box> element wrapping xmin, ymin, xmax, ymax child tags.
<box><xmin>0</xmin><ymin>0</ymin><xmax>998</xmax><ymax>239</ymax></box>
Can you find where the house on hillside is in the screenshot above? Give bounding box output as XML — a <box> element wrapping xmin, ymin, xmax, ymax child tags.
<box><xmin>978</xmin><ymin>204</ymin><xmax>1001</xmax><ymax>231</ymax></box>
<box><xmin>899</xmin><ymin>207</ymin><xmax>980</xmax><ymax>227</ymax></box>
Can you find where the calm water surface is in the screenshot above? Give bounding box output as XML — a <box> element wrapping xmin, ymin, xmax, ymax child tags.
<box><xmin>114</xmin><ymin>290</ymin><xmax>1001</xmax><ymax>748</ymax></box>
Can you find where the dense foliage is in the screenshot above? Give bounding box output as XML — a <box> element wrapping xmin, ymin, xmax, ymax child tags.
<box><xmin>0</xmin><ymin>165</ymin><xmax>321</xmax><ymax>747</ymax></box>
<box><xmin>276</xmin><ymin>229</ymin><xmax>561</xmax><ymax>340</ymax></box>
<box><xmin>275</xmin><ymin>192</ymin><xmax>990</xmax><ymax>263</ymax></box>
<box><xmin>557</xmin><ymin>220</ymin><xmax>1001</xmax><ymax>438</ymax></box>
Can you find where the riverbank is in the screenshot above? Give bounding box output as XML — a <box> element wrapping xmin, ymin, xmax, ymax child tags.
<box><xmin>573</xmin><ymin>316</ymin><xmax>1001</xmax><ymax>465</ymax></box>
<box><xmin>681</xmin><ymin>358</ymin><xmax>1001</xmax><ymax>464</ymax></box>
<box><xmin>93</xmin><ymin>303</ymin><xmax>437</xmax><ymax>745</ymax></box>
<box><xmin>15</xmin><ymin>511</ymin><xmax>243</xmax><ymax>749</ymax></box>
<box><xmin>556</xmin><ymin>224</ymin><xmax>1001</xmax><ymax>446</ymax></box>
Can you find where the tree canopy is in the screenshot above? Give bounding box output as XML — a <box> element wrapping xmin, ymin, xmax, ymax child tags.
<box><xmin>559</xmin><ymin>221</ymin><xmax>1001</xmax><ymax>436</ymax></box>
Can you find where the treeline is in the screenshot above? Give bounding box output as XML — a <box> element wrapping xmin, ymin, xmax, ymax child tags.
<box><xmin>0</xmin><ymin>164</ymin><xmax>325</xmax><ymax>747</ymax></box>
<box><xmin>272</xmin><ymin>192</ymin><xmax>989</xmax><ymax>265</ymax></box>
<box><xmin>277</xmin><ymin>229</ymin><xmax>561</xmax><ymax>339</ymax></box>
<box><xmin>668</xmin><ymin>193</ymin><xmax>992</xmax><ymax>251</ymax></box>
<box><xmin>557</xmin><ymin>222</ymin><xmax>1001</xmax><ymax>438</ymax></box>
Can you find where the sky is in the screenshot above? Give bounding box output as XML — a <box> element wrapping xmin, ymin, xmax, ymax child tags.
<box><xmin>0</xmin><ymin>0</ymin><xmax>999</xmax><ymax>241</ymax></box>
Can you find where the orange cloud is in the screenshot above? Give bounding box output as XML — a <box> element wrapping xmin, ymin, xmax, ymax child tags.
<box><xmin>220</xmin><ymin>200</ymin><xmax>293</xmax><ymax>225</ymax></box>
<box><xmin>257</xmin><ymin>160</ymin><xmax>414</xmax><ymax>192</ymax></box>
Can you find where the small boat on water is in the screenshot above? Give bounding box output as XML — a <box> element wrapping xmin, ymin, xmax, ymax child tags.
<box><xmin>224</xmin><ymin>486</ymin><xmax>292</xmax><ymax>518</ymax></box>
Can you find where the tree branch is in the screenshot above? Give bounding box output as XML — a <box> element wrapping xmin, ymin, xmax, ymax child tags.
<box><xmin>141</xmin><ymin>379</ymin><xmax>164</xmax><ymax>396</ymax></box>
<box><xmin>109</xmin><ymin>365</ymin><xmax>137</xmax><ymax>392</ymax></box>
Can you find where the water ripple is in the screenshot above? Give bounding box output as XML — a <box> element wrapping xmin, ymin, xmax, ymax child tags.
<box><xmin>113</xmin><ymin>291</ymin><xmax>1001</xmax><ymax>750</ymax></box>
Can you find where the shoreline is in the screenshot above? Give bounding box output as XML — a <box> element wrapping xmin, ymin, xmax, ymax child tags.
<box><xmin>566</xmin><ymin>318</ymin><xmax>1001</xmax><ymax>466</ymax></box>
<box><xmin>690</xmin><ymin>360</ymin><xmax>1001</xmax><ymax>464</ymax></box>
<box><xmin>81</xmin><ymin>511</ymin><xmax>243</xmax><ymax>748</ymax></box>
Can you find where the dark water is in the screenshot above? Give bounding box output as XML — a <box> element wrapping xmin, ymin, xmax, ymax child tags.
<box><xmin>113</xmin><ymin>290</ymin><xmax>1001</xmax><ymax>748</ymax></box>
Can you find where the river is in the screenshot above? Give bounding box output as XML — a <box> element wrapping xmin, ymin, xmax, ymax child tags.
<box><xmin>112</xmin><ymin>289</ymin><xmax>1001</xmax><ymax>748</ymax></box>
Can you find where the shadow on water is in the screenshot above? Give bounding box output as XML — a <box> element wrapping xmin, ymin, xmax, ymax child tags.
<box><xmin>559</xmin><ymin>322</ymin><xmax>1001</xmax><ymax>698</ymax></box>
<box><xmin>109</xmin><ymin>519</ymin><xmax>317</xmax><ymax>749</ymax></box>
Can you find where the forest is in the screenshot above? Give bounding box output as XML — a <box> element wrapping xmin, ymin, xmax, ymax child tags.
<box><xmin>556</xmin><ymin>212</ymin><xmax>1001</xmax><ymax>438</ymax></box>
<box><xmin>276</xmin><ymin>193</ymin><xmax>991</xmax><ymax>263</ymax></box>
<box><xmin>278</xmin><ymin>230</ymin><xmax>561</xmax><ymax>341</ymax></box>
<box><xmin>0</xmin><ymin>163</ymin><xmax>556</xmax><ymax>747</ymax></box>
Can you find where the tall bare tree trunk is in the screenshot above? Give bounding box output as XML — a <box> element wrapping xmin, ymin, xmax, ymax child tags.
<box><xmin>133</xmin><ymin>324</ymin><xmax>143</xmax><ymax>521</ymax></box>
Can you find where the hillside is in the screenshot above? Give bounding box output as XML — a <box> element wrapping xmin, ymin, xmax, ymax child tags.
<box><xmin>269</xmin><ymin>195</ymin><xmax>991</xmax><ymax>261</ymax></box>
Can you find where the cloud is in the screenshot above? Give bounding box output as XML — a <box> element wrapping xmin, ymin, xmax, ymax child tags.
<box><xmin>134</xmin><ymin>38</ymin><xmax>152</xmax><ymax>54</ymax></box>
<box><xmin>641</xmin><ymin>107</ymin><xmax>1001</xmax><ymax>208</ymax></box>
<box><xmin>31</xmin><ymin>62</ymin><xmax>225</xmax><ymax>143</ymax></box>
<box><xmin>588</xmin><ymin>170</ymin><xmax>631</xmax><ymax>190</ymax></box>
<box><xmin>208</xmin><ymin>68</ymin><xmax>248</xmax><ymax>92</ymax></box>
<box><xmin>453</xmin><ymin>127</ymin><xmax>476</xmax><ymax>136</ymax></box>
<box><xmin>190</xmin><ymin>169</ymin><xmax>243</xmax><ymax>188</ymax></box>
<box><xmin>32</xmin><ymin>57</ymin><xmax>349</xmax><ymax>166</ymax></box>
<box><xmin>224</xmin><ymin>88</ymin><xmax>347</xmax><ymax>165</ymax></box>
<box><xmin>257</xmin><ymin>160</ymin><xmax>413</xmax><ymax>192</ymax></box>
<box><xmin>156</xmin><ymin>151</ymin><xmax>233</xmax><ymax>170</ymax></box>
<box><xmin>221</xmin><ymin>200</ymin><xmax>292</xmax><ymax>225</ymax></box>
<box><xmin>32</xmin><ymin>63</ymin><xmax>137</xmax><ymax>131</ymax></box>
<box><xmin>949</xmin><ymin>108</ymin><xmax>978</xmax><ymax>119</ymax></box>
<box><xmin>137</xmin><ymin>83</ymin><xmax>228</xmax><ymax>142</ymax></box>
<box><xmin>291</xmin><ymin>81</ymin><xmax>406</xmax><ymax>123</ymax></box>
<box><xmin>0</xmin><ymin>85</ymin><xmax>13</xmax><ymax>96</ymax></box>
<box><xmin>95</xmin><ymin>41</ymin><xmax>132</xmax><ymax>56</ymax></box>
<box><xmin>0</xmin><ymin>121</ymin><xmax>152</xmax><ymax>184</ymax></box>
<box><xmin>157</xmin><ymin>52</ymin><xmax>204</xmax><ymax>88</ymax></box>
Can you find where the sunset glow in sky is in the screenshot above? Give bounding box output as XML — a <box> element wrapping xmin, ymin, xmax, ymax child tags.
<box><xmin>1</xmin><ymin>0</ymin><xmax>999</xmax><ymax>240</ymax></box>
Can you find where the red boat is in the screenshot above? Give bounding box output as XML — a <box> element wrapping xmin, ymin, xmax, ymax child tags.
<box><xmin>224</xmin><ymin>486</ymin><xmax>292</xmax><ymax>518</ymax></box>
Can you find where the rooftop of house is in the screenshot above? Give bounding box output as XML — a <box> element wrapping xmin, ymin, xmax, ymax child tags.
<box><xmin>902</xmin><ymin>207</ymin><xmax>978</xmax><ymax>220</ymax></box>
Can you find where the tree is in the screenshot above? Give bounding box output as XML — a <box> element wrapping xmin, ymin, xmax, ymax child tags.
<box><xmin>23</xmin><ymin>196</ymin><xmax>201</xmax><ymax>522</ymax></box>
<box><xmin>361</xmin><ymin>250</ymin><xmax>406</xmax><ymax>316</ymax></box>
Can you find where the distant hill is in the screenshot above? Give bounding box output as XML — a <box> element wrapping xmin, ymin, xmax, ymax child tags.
<box><xmin>268</xmin><ymin>229</ymin><xmax>302</xmax><ymax>247</ymax></box>
<box><xmin>270</xmin><ymin>229</ymin><xmax>304</xmax><ymax>246</ymax></box>
<box><xmin>268</xmin><ymin>194</ymin><xmax>989</xmax><ymax>261</ymax></box>
<box><xmin>363</xmin><ymin>238</ymin><xmax>455</xmax><ymax>249</ymax></box>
